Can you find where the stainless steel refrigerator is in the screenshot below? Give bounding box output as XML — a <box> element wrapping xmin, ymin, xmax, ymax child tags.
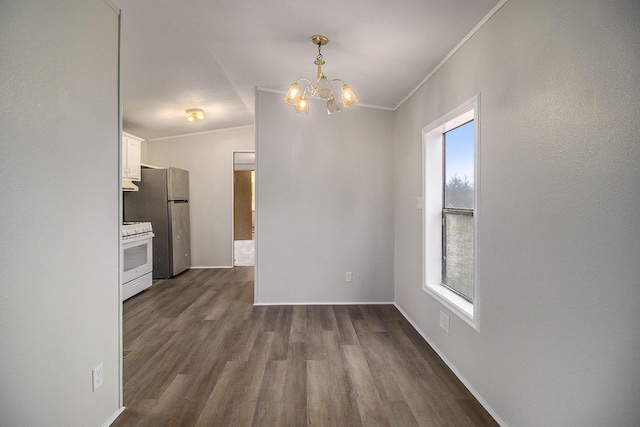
<box><xmin>124</xmin><ymin>167</ymin><xmax>191</xmax><ymax>278</ymax></box>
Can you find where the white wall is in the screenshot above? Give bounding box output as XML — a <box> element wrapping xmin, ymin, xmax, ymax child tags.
<box><xmin>0</xmin><ymin>1</ymin><xmax>122</xmax><ymax>426</ymax></box>
<box><xmin>145</xmin><ymin>127</ymin><xmax>255</xmax><ymax>267</ymax></box>
<box><xmin>255</xmin><ymin>90</ymin><xmax>394</xmax><ymax>304</ymax></box>
<box><xmin>393</xmin><ymin>0</ymin><xmax>640</xmax><ymax>425</ymax></box>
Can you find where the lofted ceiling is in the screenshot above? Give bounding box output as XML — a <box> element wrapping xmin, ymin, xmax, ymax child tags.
<box><xmin>114</xmin><ymin>0</ymin><xmax>502</xmax><ymax>140</ymax></box>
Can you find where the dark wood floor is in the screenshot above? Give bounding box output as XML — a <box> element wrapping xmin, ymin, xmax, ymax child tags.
<box><xmin>112</xmin><ymin>268</ymin><xmax>497</xmax><ymax>427</ymax></box>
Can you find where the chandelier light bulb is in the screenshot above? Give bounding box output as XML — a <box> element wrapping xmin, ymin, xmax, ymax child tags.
<box><xmin>327</xmin><ymin>95</ymin><xmax>341</xmax><ymax>114</ymax></box>
<box><xmin>341</xmin><ymin>85</ymin><xmax>358</xmax><ymax>108</ymax></box>
<box><xmin>294</xmin><ymin>94</ymin><xmax>309</xmax><ymax>114</ymax></box>
<box><xmin>283</xmin><ymin>83</ymin><xmax>301</xmax><ymax>105</ymax></box>
<box><xmin>316</xmin><ymin>76</ymin><xmax>333</xmax><ymax>100</ymax></box>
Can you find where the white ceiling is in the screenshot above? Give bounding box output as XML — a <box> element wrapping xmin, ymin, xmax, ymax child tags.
<box><xmin>115</xmin><ymin>0</ymin><xmax>501</xmax><ymax>140</ymax></box>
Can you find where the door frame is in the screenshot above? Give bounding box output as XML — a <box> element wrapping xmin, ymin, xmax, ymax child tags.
<box><xmin>232</xmin><ymin>150</ymin><xmax>255</xmax><ymax>266</ymax></box>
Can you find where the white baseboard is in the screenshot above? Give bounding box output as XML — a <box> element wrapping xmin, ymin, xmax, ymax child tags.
<box><xmin>394</xmin><ymin>303</ymin><xmax>507</xmax><ymax>427</ymax></box>
<box><xmin>254</xmin><ymin>301</ymin><xmax>395</xmax><ymax>306</ymax></box>
<box><xmin>189</xmin><ymin>265</ymin><xmax>234</xmax><ymax>269</ymax></box>
<box><xmin>102</xmin><ymin>406</ymin><xmax>125</xmax><ymax>427</ymax></box>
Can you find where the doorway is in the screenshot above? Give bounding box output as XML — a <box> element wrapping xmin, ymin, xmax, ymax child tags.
<box><xmin>233</xmin><ymin>152</ymin><xmax>255</xmax><ymax>266</ymax></box>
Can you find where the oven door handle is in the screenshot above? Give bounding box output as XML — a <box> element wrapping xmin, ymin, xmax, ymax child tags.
<box><xmin>122</xmin><ymin>232</ymin><xmax>155</xmax><ymax>244</ymax></box>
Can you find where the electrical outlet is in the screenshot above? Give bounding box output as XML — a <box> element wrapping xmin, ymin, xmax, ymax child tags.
<box><xmin>345</xmin><ymin>272</ymin><xmax>353</xmax><ymax>283</ymax></box>
<box><xmin>439</xmin><ymin>311</ymin><xmax>450</xmax><ymax>334</ymax></box>
<box><xmin>92</xmin><ymin>364</ymin><xmax>104</xmax><ymax>391</ymax></box>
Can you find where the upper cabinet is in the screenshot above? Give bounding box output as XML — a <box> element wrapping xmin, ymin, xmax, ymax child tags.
<box><xmin>122</xmin><ymin>132</ymin><xmax>143</xmax><ymax>181</ymax></box>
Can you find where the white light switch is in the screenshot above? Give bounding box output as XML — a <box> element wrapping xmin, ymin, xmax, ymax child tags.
<box><xmin>417</xmin><ymin>197</ymin><xmax>423</xmax><ymax>210</ymax></box>
<box><xmin>345</xmin><ymin>272</ymin><xmax>353</xmax><ymax>283</ymax></box>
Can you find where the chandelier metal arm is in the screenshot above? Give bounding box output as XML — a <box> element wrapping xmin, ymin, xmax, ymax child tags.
<box><xmin>295</xmin><ymin>77</ymin><xmax>313</xmax><ymax>85</ymax></box>
<box><xmin>295</xmin><ymin>77</ymin><xmax>317</xmax><ymax>97</ymax></box>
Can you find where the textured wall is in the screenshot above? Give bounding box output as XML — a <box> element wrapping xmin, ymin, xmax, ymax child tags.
<box><xmin>0</xmin><ymin>1</ymin><xmax>121</xmax><ymax>425</ymax></box>
<box><xmin>255</xmin><ymin>90</ymin><xmax>395</xmax><ymax>304</ymax></box>
<box><xmin>393</xmin><ymin>0</ymin><xmax>640</xmax><ymax>425</ymax></box>
<box><xmin>146</xmin><ymin>126</ymin><xmax>255</xmax><ymax>267</ymax></box>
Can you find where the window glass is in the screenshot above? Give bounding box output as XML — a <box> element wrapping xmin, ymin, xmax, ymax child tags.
<box><xmin>443</xmin><ymin>120</ymin><xmax>474</xmax><ymax>302</ymax></box>
<box><xmin>443</xmin><ymin>211</ymin><xmax>474</xmax><ymax>301</ymax></box>
<box><xmin>124</xmin><ymin>244</ymin><xmax>148</xmax><ymax>272</ymax></box>
<box><xmin>444</xmin><ymin>120</ymin><xmax>474</xmax><ymax>209</ymax></box>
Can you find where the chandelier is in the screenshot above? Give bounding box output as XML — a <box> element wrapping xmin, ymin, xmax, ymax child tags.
<box><xmin>283</xmin><ymin>35</ymin><xmax>358</xmax><ymax>115</ymax></box>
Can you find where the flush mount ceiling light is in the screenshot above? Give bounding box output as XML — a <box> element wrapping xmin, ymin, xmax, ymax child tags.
<box><xmin>186</xmin><ymin>108</ymin><xmax>205</xmax><ymax>122</ymax></box>
<box><xmin>283</xmin><ymin>35</ymin><xmax>358</xmax><ymax>115</ymax></box>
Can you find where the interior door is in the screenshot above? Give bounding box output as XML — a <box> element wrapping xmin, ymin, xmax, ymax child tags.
<box><xmin>234</xmin><ymin>170</ymin><xmax>253</xmax><ymax>240</ymax></box>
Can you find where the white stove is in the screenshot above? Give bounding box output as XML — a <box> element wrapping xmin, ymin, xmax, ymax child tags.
<box><xmin>122</xmin><ymin>221</ymin><xmax>154</xmax><ymax>300</ymax></box>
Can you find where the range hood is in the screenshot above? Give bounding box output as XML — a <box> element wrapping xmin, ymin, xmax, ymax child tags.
<box><xmin>122</xmin><ymin>179</ymin><xmax>139</xmax><ymax>192</ymax></box>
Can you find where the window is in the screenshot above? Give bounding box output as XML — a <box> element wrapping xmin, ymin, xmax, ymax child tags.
<box><xmin>423</xmin><ymin>95</ymin><xmax>479</xmax><ymax>329</ymax></box>
<box><xmin>443</xmin><ymin>120</ymin><xmax>474</xmax><ymax>301</ymax></box>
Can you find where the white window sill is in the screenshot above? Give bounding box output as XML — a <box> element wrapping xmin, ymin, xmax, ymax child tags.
<box><xmin>423</xmin><ymin>283</ymin><xmax>477</xmax><ymax>330</ymax></box>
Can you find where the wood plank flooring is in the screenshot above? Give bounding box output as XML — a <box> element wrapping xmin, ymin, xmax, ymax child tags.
<box><xmin>112</xmin><ymin>268</ymin><xmax>497</xmax><ymax>427</ymax></box>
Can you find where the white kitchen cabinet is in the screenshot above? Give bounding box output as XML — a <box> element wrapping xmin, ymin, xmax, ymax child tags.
<box><xmin>122</xmin><ymin>132</ymin><xmax>142</xmax><ymax>181</ymax></box>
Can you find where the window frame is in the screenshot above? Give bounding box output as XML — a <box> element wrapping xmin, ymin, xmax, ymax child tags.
<box><xmin>422</xmin><ymin>95</ymin><xmax>480</xmax><ymax>330</ymax></box>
